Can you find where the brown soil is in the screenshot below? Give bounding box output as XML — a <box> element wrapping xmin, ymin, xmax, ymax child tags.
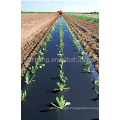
<box><xmin>21</xmin><ymin>14</ymin><xmax>58</xmax><ymax>79</ymax></box>
<box><xmin>21</xmin><ymin>14</ymin><xmax>58</xmax><ymax>49</ymax></box>
<box><xmin>74</xmin><ymin>14</ymin><xmax>99</xmax><ymax>18</ymax></box>
<box><xmin>63</xmin><ymin>14</ymin><xmax>99</xmax><ymax>73</ymax></box>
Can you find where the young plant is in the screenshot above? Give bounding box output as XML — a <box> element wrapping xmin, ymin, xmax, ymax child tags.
<box><xmin>81</xmin><ymin>51</ymin><xmax>87</xmax><ymax>56</ymax></box>
<box><xmin>39</xmin><ymin>63</ymin><xmax>45</xmax><ymax>68</ymax></box>
<box><xmin>60</xmin><ymin>70</ymin><xmax>68</xmax><ymax>83</ymax></box>
<box><xmin>42</xmin><ymin>42</ymin><xmax>47</xmax><ymax>51</ymax></box>
<box><xmin>93</xmin><ymin>77</ymin><xmax>99</xmax><ymax>85</ymax></box>
<box><xmin>59</xmin><ymin>49</ymin><xmax>63</xmax><ymax>54</ymax></box>
<box><xmin>35</xmin><ymin>55</ymin><xmax>43</xmax><ymax>67</ymax></box>
<box><xmin>84</xmin><ymin>61</ymin><xmax>90</xmax><ymax>66</ymax></box>
<box><xmin>80</xmin><ymin>56</ymin><xmax>84</xmax><ymax>61</ymax></box>
<box><xmin>25</xmin><ymin>71</ymin><xmax>35</xmax><ymax>84</ymax></box>
<box><xmin>35</xmin><ymin>55</ymin><xmax>45</xmax><ymax>68</ymax></box>
<box><xmin>54</xmin><ymin>82</ymin><xmax>70</xmax><ymax>92</ymax></box>
<box><xmin>59</xmin><ymin>58</ymin><xmax>66</xmax><ymax>64</ymax></box>
<box><xmin>25</xmin><ymin>71</ymin><xmax>30</xmax><ymax>84</ymax></box>
<box><xmin>94</xmin><ymin>90</ymin><xmax>99</xmax><ymax>97</ymax></box>
<box><xmin>83</xmin><ymin>66</ymin><xmax>94</xmax><ymax>74</ymax></box>
<box><xmin>30</xmin><ymin>66</ymin><xmax>37</xmax><ymax>74</ymax></box>
<box><xmin>78</xmin><ymin>55</ymin><xmax>84</xmax><ymax>61</ymax></box>
<box><xmin>51</xmin><ymin>95</ymin><xmax>71</xmax><ymax>110</ymax></box>
<box><xmin>46</xmin><ymin>34</ymin><xmax>52</xmax><ymax>42</ymax></box>
<box><xmin>21</xmin><ymin>90</ymin><xmax>27</xmax><ymax>101</ymax></box>
<box><xmin>59</xmin><ymin>62</ymin><xmax>63</xmax><ymax>69</ymax></box>
<box><xmin>76</xmin><ymin>45</ymin><xmax>80</xmax><ymax>51</ymax></box>
<box><xmin>56</xmin><ymin>53</ymin><xmax>63</xmax><ymax>57</ymax></box>
<box><xmin>38</xmin><ymin>50</ymin><xmax>44</xmax><ymax>56</ymax></box>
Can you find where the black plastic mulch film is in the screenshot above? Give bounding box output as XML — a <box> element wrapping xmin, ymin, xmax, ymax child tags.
<box><xmin>21</xmin><ymin>16</ymin><xmax>99</xmax><ymax>120</ymax></box>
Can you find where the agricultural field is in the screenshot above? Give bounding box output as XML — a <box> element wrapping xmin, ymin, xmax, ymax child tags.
<box><xmin>21</xmin><ymin>13</ymin><xmax>58</xmax><ymax>48</ymax></box>
<box><xmin>21</xmin><ymin>14</ymin><xmax>99</xmax><ymax>120</ymax></box>
<box><xmin>74</xmin><ymin>14</ymin><xmax>99</xmax><ymax>18</ymax></box>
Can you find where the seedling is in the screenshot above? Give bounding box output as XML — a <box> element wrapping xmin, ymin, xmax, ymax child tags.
<box><xmin>83</xmin><ymin>67</ymin><xmax>94</xmax><ymax>74</ymax></box>
<box><xmin>42</xmin><ymin>42</ymin><xmax>47</xmax><ymax>51</ymax></box>
<box><xmin>94</xmin><ymin>77</ymin><xmax>99</xmax><ymax>85</ymax></box>
<box><xmin>21</xmin><ymin>90</ymin><xmax>27</xmax><ymax>101</ymax></box>
<box><xmin>59</xmin><ymin>49</ymin><xmax>63</xmax><ymax>54</ymax></box>
<box><xmin>78</xmin><ymin>55</ymin><xmax>84</xmax><ymax>60</ymax></box>
<box><xmin>59</xmin><ymin>58</ymin><xmax>66</xmax><ymax>64</ymax></box>
<box><xmin>38</xmin><ymin>55</ymin><xmax>44</xmax><ymax>61</ymax></box>
<box><xmin>46</xmin><ymin>34</ymin><xmax>52</xmax><ymax>42</ymax></box>
<box><xmin>54</xmin><ymin>82</ymin><xmax>70</xmax><ymax>92</ymax></box>
<box><xmin>39</xmin><ymin>63</ymin><xmax>45</xmax><ymax>68</ymax></box>
<box><xmin>30</xmin><ymin>66</ymin><xmax>37</xmax><ymax>74</ymax></box>
<box><xmin>60</xmin><ymin>70</ymin><xmax>68</xmax><ymax>83</ymax></box>
<box><xmin>73</xmin><ymin>39</ymin><xmax>79</xmax><ymax>45</ymax></box>
<box><xmin>35</xmin><ymin>55</ymin><xmax>45</xmax><ymax>68</ymax></box>
<box><xmin>94</xmin><ymin>90</ymin><xmax>99</xmax><ymax>97</ymax></box>
<box><xmin>56</xmin><ymin>43</ymin><xmax>64</xmax><ymax>48</ymax></box>
<box><xmin>59</xmin><ymin>62</ymin><xmax>63</xmax><ymax>69</ymax></box>
<box><xmin>76</xmin><ymin>45</ymin><xmax>80</xmax><ymax>51</ymax></box>
<box><xmin>84</xmin><ymin>61</ymin><xmax>90</xmax><ymax>66</ymax></box>
<box><xmin>56</xmin><ymin>53</ymin><xmax>63</xmax><ymax>57</ymax></box>
<box><xmin>25</xmin><ymin>71</ymin><xmax>35</xmax><ymax>84</ymax></box>
<box><xmin>35</xmin><ymin>59</ymin><xmax>39</xmax><ymax>67</ymax></box>
<box><xmin>59</xmin><ymin>44</ymin><xmax>64</xmax><ymax>49</ymax></box>
<box><xmin>38</xmin><ymin>50</ymin><xmax>44</xmax><ymax>56</ymax></box>
<box><xmin>51</xmin><ymin>95</ymin><xmax>71</xmax><ymax>110</ymax></box>
<box><xmin>25</xmin><ymin>71</ymin><xmax>30</xmax><ymax>84</ymax></box>
<box><xmin>80</xmin><ymin>56</ymin><xmax>84</xmax><ymax>61</ymax></box>
<box><xmin>81</xmin><ymin>51</ymin><xmax>87</xmax><ymax>56</ymax></box>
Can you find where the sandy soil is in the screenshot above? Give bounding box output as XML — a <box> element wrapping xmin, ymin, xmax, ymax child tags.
<box><xmin>74</xmin><ymin>14</ymin><xmax>99</xmax><ymax>18</ymax></box>
<box><xmin>21</xmin><ymin>13</ymin><xmax>58</xmax><ymax>48</ymax></box>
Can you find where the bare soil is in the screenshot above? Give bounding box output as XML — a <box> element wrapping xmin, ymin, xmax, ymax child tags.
<box><xmin>74</xmin><ymin>14</ymin><xmax>99</xmax><ymax>18</ymax></box>
<box><xmin>63</xmin><ymin>14</ymin><xmax>99</xmax><ymax>73</ymax></box>
<box><xmin>21</xmin><ymin>14</ymin><xmax>58</xmax><ymax>48</ymax></box>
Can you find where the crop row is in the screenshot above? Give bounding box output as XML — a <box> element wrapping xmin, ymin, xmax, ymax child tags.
<box><xmin>21</xmin><ymin>20</ymin><xmax>58</xmax><ymax>101</ymax></box>
<box><xmin>50</xmin><ymin>18</ymin><xmax>71</xmax><ymax>110</ymax></box>
<box><xmin>65</xmin><ymin>19</ymin><xmax>99</xmax><ymax>97</ymax></box>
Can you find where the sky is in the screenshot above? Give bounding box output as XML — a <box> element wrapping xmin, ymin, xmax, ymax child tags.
<box><xmin>21</xmin><ymin>0</ymin><xmax>99</xmax><ymax>12</ymax></box>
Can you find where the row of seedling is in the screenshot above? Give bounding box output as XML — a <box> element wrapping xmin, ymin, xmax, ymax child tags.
<box><xmin>65</xmin><ymin>20</ymin><xmax>93</xmax><ymax>73</ymax></box>
<box><xmin>65</xmin><ymin>19</ymin><xmax>99</xmax><ymax>98</ymax></box>
<box><xmin>51</xmin><ymin>18</ymin><xmax>71</xmax><ymax>109</ymax></box>
<box><xmin>21</xmin><ymin>20</ymin><xmax>58</xmax><ymax>101</ymax></box>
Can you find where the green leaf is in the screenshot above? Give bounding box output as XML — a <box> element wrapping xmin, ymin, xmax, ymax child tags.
<box><xmin>54</xmin><ymin>88</ymin><xmax>59</xmax><ymax>91</ymax></box>
<box><xmin>96</xmin><ymin>77</ymin><xmax>99</xmax><ymax>82</ymax></box>
<box><xmin>81</xmin><ymin>51</ymin><xmax>87</xmax><ymax>56</ymax></box>
<box><xmin>51</xmin><ymin>102</ymin><xmax>57</xmax><ymax>107</ymax></box>
<box><xmin>94</xmin><ymin>90</ymin><xmax>98</xmax><ymax>94</ymax></box>
<box><xmin>42</xmin><ymin>64</ymin><xmax>45</xmax><ymax>66</ymax></box>
<box><xmin>63</xmin><ymin>84</ymin><xmax>66</xmax><ymax>88</ymax></box>
<box><xmin>56</xmin><ymin>97</ymin><xmax>59</xmax><ymax>103</ymax></box>
<box><xmin>25</xmin><ymin>71</ymin><xmax>30</xmax><ymax>84</ymax></box>
<box><xmin>57</xmin><ymin>82</ymin><xmax>60</xmax><ymax>87</ymax></box>
<box><xmin>65</xmin><ymin>102</ymin><xmax>71</xmax><ymax>106</ymax></box>
<box><xmin>61</xmin><ymin>95</ymin><xmax>64</xmax><ymax>99</ymax></box>
<box><xmin>31</xmin><ymin>74</ymin><xmax>35</xmax><ymax>80</ymax></box>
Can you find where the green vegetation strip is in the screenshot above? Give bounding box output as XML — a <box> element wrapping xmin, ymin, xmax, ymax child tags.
<box><xmin>63</xmin><ymin>12</ymin><xmax>99</xmax><ymax>14</ymax></box>
<box><xmin>64</xmin><ymin>13</ymin><xmax>99</xmax><ymax>23</ymax></box>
